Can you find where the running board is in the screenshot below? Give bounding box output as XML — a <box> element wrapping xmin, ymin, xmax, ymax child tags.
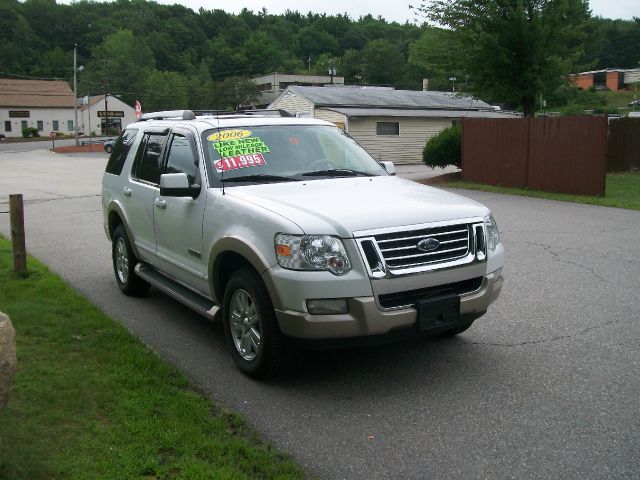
<box><xmin>134</xmin><ymin>263</ymin><xmax>219</xmax><ymax>320</ymax></box>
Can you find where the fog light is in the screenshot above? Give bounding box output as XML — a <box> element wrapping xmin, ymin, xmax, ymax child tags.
<box><xmin>306</xmin><ymin>299</ymin><xmax>349</xmax><ymax>315</ymax></box>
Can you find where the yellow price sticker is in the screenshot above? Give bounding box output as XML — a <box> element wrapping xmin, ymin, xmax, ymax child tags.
<box><xmin>207</xmin><ymin>129</ymin><xmax>252</xmax><ymax>142</ymax></box>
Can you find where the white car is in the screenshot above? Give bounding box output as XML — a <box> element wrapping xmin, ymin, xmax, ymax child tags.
<box><xmin>101</xmin><ymin>110</ymin><xmax>504</xmax><ymax>378</ymax></box>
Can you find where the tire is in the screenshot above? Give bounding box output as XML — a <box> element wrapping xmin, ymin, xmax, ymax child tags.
<box><xmin>112</xmin><ymin>224</ymin><xmax>150</xmax><ymax>296</ymax></box>
<box><xmin>222</xmin><ymin>268</ymin><xmax>288</xmax><ymax>379</ymax></box>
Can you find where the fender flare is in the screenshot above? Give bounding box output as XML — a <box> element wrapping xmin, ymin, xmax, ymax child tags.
<box><xmin>106</xmin><ymin>202</ymin><xmax>142</xmax><ymax>260</ymax></box>
<box><xmin>208</xmin><ymin>236</ymin><xmax>283</xmax><ymax>309</ymax></box>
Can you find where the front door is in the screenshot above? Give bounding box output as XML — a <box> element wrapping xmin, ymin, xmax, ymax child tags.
<box><xmin>153</xmin><ymin>129</ymin><xmax>206</xmax><ymax>285</ymax></box>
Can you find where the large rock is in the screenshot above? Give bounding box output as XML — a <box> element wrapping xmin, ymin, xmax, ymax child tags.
<box><xmin>0</xmin><ymin>311</ymin><xmax>17</xmax><ymax>412</ymax></box>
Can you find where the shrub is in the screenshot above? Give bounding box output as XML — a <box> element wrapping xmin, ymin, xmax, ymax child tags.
<box><xmin>423</xmin><ymin>124</ymin><xmax>461</xmax><ymax>168</ymax></box>
<box><xmin>21</xmin><ymin>127</ymin><xmax>40</xmax><ymax>138</ymax></box>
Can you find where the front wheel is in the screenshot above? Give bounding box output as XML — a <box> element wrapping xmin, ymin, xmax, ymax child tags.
<box><xmin>223</xmin><ymin>268</ymin><xmax>287</xmax><ymax>379</ymax></box>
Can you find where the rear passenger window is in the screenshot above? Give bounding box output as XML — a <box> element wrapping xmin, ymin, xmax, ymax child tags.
<box><xmin>164</xmin><ymin>134</ymin><xmax>198</xmax><ymax>184</ymax></box>
<box><xmin>105</xmin><ymin>128</ymin><xmax>138</xmax><ymax>175</ymax></box>
<box><xmin>134</xmin><ymin>133</ymin><xmax>167</xmax><ymax>185</ymax></box>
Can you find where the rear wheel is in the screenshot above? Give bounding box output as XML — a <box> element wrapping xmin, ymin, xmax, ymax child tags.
<box><xmin>223</xmin><ymin>268</ymin><xmax>287</xmax><ymax>379</ymax></box>
<box><xmin>112</xmin><ymin>224</ymin><xmax>150</xmax><ymax>296</ymax></box>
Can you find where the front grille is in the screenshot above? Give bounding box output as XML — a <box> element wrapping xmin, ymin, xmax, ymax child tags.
<box><xmin>373</xmin><ymin>223</ymin><xmax>472</xmax><ymax>271</ymax></box>
<box><xmin>378</xmin><ymin>277</ymin><xmax>483</xmax><ymax>309</ymax></box>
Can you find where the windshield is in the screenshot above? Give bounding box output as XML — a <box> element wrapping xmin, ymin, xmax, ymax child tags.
<box><xmin>201</xmin><ymin>125</ymin><xmax>387</xmax><ymax>185</ymax></box>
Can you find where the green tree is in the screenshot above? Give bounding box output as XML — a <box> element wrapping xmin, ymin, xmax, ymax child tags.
<box><xmin>217</xmin><ymin>76</ymin><xmax>260</xmax><ymax>110</ymax></box>
<box><xmin>82</xmin><ymin>29</ymin><xmax>155</xmax><ymax>106</ymax></box>
<box><xmin>143</xmin><ymin>70</ymin><xmax>189</xmax><ymax>111</ymax></box>
<box><xmin>362</xmin><ymin>39</ymin><xmax>405</xmax><ymax>85</ymax></box>
<box><xmin>412</xmin><ymin>0</ymin><xmax>590</xmax><ymax>116</ymax></box>
<box><xmin>295</xmin><ymin>26</ymin><xmax>341</xmax><ymax>58</ymax></box>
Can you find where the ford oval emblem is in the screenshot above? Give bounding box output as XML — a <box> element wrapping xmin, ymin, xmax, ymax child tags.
<box><xmin>417</xmin><ymin>237</ymin><xmax>440</xmax><ymax>252</ymax></box>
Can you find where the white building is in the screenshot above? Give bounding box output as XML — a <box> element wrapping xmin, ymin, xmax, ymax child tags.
<box><xmin>78</xmin><ymin>95</ymin><xmax>136</xmax><ymax>136</ymax></box>
<box><xmin>0</xmin><ymin>78</ymin><xmax>76</xmax><ymax>138</ymax></box>
<box><xmin>269</xmin><ymin>85</ymin><xmax>515</xmax><ymax>164</ymax></box>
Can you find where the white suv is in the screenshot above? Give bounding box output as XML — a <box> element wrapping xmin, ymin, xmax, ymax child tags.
<box><xmin>101</xmin><ymin>110</ymin><xmax>504</xmax><ymax>378</ymax></box>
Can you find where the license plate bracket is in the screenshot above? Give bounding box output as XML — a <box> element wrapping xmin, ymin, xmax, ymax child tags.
<box><xmin>416</xmin><ymin>294</ymin><xmax>461</xmax><ymax>332</ymax></box>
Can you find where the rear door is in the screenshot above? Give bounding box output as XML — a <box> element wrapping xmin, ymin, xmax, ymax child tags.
<box><xmin>126</xmin><ymin>129</ymin><xmax>168</xmax><ymax>261</ymax></box>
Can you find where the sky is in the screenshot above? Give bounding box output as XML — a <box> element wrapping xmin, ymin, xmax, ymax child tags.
<box><xmin>145</xmin><ymin>0</ymin><xmax>637</xmax><ymax>23</ymax></box>
<box><xmin>57</xmin><ymin>0</ymin><xmax>639</xmax><ymax>23</ymax></box>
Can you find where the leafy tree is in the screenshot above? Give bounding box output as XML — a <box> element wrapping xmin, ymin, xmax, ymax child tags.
<box><xmin>412</xmin><ymin>0</ymin><xmax>590</xmax><ymax>116</ymax></box>
<box><xmin>82</xmin><ymin>29</ymin><xmax>155</xmax><ymax>106</ymax></box>
<box><xmin>216</xmin><ymin>76</ymin><xmax>260</xmax><ymax>110</ymax></box>
<box><xmin>143</xmin><ymin>70</ymin><xmax>189</xmax><ymax>111</ymax></box>
<box><xmin>362</xmin><ymin>39</ymin><xmax>405</xmax><ymax>84</ymax></box>
<box><xmin>295</xmin><ymin>26</ymin><xmax>341</xmax><ymax>58</ymax></box>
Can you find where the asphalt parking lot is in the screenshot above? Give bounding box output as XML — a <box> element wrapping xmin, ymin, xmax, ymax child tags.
<box><xmin>1</xmin><ymin>149</ymin><xmax>639</xmax><ymax>479</ymax></box>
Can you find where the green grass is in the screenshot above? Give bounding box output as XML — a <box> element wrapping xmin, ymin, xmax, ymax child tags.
<box><xmin>443</xmin><ymin>172</ymin><xmax>640</xmax><ymax>211</ymax></box>
<box><xmin>0</xmin><ymin>237</ymin><xmax>306</xmax><ymax>480</ymax></box>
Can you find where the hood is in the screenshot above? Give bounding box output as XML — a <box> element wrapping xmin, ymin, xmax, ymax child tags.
<box><xmin>226</xmin><ymin>176</ymin><xmax>489</xmax><ymax>237</ymax></box>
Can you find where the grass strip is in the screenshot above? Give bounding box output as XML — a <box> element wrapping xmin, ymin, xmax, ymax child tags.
<box><xmin>0</xmin><ymin>237</ymin><xmax>305</xmax><ymax>480</ymax></box>
<box><xmin>441</xmin><ymin>172</ymin><xmax>640</xmax><ymax>211</ymax></box>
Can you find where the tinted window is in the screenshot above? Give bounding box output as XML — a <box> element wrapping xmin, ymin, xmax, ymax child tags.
<box><xmin>105</xmin><ymin>128</ymin><xmax>138</xmax><ymax>176</ymax></box>
<box><xmin>376</xmin><ymin>122</ymin><xmax>399</xmax><ymax>135</ymax></box>
<box><xmin>164</xmin><ymin>134</ymin><xmax>198</xmax><ymax>184</ymax></box>
<box><xmin>136</xmin><ymin>134</ymin><xmax>167</xmax><ymax>184</ymax></box>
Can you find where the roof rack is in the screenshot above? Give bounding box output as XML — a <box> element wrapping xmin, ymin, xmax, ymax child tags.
<box><xmin>196</xmin><ymin>109</ymin><xmax>293</xmax><ymax>118</ymax></box>
<box><xmin>139</xmin><ymin>108</ymin><xmax>293</xmax><ymax>122</ymax></box>
<box><xmin>139</xmin><ymin>110</ymin><xmax>196</xmax><ymax>121</ymax></box>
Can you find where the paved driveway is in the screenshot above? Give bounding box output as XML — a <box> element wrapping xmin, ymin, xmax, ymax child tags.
<box><xmin>1</xmin><ymin>151</ymin><xmax>639</xmax><ymax>479</ymax></box>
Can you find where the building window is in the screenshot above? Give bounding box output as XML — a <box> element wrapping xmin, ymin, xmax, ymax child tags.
<box><xmin>4</xmin><ymin>121</ymin><xmax>11</xmax><ymax>132</ymax></box>
<box><xmin>53</xmin><ymin>120</ymin><xmax>59</xmax><ymax>131</ymax></box>
<box><xmin>21</xmin><ymin>120</ymin><xmax>28</xmax><ymax>130</ymax></box>
<box><xmin>68</xmin><ymin>120</ymin><xmax>74</xmax><ymax>132</ymax></box>
<box><xmin>376</xmin><ymin>122</ymin><xmax>399</xmax><ymax>136</ymax></box>
<box><xmin>37</xmin><ymin>120</ymin><xmax>43</xmax><ymax>132</ymax></box>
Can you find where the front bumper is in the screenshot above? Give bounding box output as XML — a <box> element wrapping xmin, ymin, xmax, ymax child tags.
<box><xmin>275</xmin><ymin>270</ymin><xmax>503</xmax><ymax>339</ymax></box>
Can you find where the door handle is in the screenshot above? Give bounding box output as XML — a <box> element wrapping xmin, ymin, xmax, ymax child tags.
<box><xmin>154</xmin><ymin>198</ymin><xmax>167</xmax><ymax>209</ymax></box>
<box><xmin>123</xmin><ymin>187</ymin><xmax>132</xmax><ymax>197</ymax></box>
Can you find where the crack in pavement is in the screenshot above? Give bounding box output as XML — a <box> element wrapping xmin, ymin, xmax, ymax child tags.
<box><xmin>506</xmin><ymin>240</ymin><xmax>608</xmax><ymax>282</ymax></box>
<box><xmin>468</xmin><ymin>317</ymin><xmax>633</xmax><ymax>347</ymax></box>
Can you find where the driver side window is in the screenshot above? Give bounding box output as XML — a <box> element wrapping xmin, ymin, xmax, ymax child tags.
<box><xmin>164</xmin><ymin>134</ymin><xmax>198</xmax><ymax>185</ymax></box>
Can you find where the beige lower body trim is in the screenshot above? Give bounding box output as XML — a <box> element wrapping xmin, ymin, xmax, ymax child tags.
<box><xmin>275</xmin><ymin>271</ymin><xmax>503</xmax><ymax>339</ymax></box>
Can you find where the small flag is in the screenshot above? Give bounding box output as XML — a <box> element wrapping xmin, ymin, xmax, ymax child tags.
<box><xmin>135</xmin><ymin>100</ymin><xmax>142</xmax><ymax>119</ymax></box>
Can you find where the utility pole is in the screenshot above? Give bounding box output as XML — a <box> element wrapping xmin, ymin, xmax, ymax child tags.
<box><xmin>103</xmin><ymin>58</ymin><xmax>109</xmax><ymax>136</ymax></box>
<box><xmin>73</xmin><ymin>44</ymin><xmax>79</xmax><ymax>145</ymax></box>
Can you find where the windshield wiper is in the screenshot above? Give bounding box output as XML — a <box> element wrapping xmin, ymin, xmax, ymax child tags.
<box><xmin>301</xmin><ymin>168</ymin><xmax>375</xmax><ymax>177</ymax></box>
<box><xmin>221</xmin><ymin>174</ymin><xmax>296</xmax><ymax>184</ymax></box>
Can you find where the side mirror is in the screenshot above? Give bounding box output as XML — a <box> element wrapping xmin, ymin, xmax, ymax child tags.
<box><xmin>159</xmin><ymin>173</ymin><xmax>200</xmax><ymax>198</ymax></box>
<box><xmin>380</xmin><ymin>161</ymin><xmax>396</xmax><ymax>175</ymax></box>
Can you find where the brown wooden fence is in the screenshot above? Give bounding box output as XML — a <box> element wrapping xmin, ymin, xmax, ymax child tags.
<box><xmin>461</xmin><ymin>116</ymin><xmax>608</xmax><ymax>196</ymax></box>
<box><xmin>608</xmin><ymin>118</ymin><xmax>640</xmax><ymax>172</ymax></box>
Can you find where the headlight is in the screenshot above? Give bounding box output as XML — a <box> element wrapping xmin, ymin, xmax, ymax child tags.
<box><xmin>484</xmin><ymin>215</ymin><xmax>501</xmax><ymax>251</ymax></box>
<box><xmin>275</xmin><ymin>233</ymin><xmax>352</xmax><ymax>276</ymax></box>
